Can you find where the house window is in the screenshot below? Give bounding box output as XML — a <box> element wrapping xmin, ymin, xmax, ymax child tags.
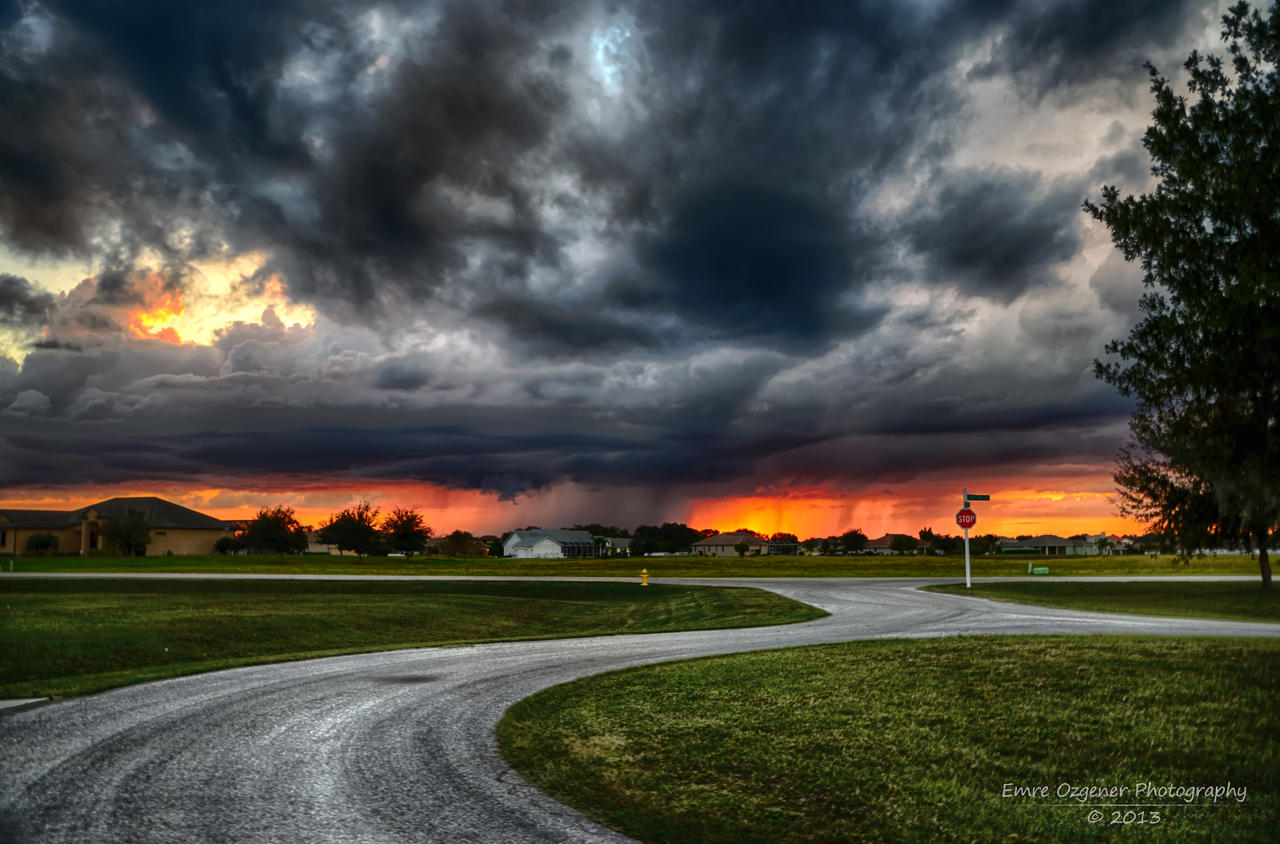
<box><xmin>1</xmin><ymin>529</ymin><xmax>6</xmax><ymax>547</ymax></box>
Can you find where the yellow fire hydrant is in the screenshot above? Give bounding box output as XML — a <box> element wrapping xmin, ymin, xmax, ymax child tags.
<box><xmin>640</xmin><ymin>568</ymin><xmax>649</xmax><ymax>587</ymax></box>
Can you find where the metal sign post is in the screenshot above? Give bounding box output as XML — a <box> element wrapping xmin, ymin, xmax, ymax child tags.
<box><xmin>956</xmin><ymin>488</ymin><xmax>989</xmax><ymax>588</ymax></box>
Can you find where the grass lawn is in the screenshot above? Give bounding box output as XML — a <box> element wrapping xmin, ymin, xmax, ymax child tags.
<box><xmin>500</xmin><ymin>636</ymin><xmax>1280</xmax><ymax>843</ymax></box>
<box><xmin>0</xmin><ymin>579</ymin><xmax>824</xmax><ymax>699</ymax></box>
<box><xmin>929</xmin><ymin>581</ymin><xmax>1280</xmax><ymax>624</ymax></box>
<box><xmin>3</xmin><ymin>551</ymin><xmax>1264</xmax><ymax>578</ymax></box>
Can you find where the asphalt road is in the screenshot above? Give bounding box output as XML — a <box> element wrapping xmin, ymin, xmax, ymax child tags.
<box><xmin>1</xmin><ymin>577</ymin><xmax>1276</xmax><ymax>843</ymax></box>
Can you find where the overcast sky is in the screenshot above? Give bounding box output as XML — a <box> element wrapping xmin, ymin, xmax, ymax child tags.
<box><xmin>0</xmin><ymin>0</ymin><xmax>1237</xmax><ymax>536</ymax></box>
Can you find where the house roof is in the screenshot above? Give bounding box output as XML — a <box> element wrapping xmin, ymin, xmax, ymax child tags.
<box><xmin>0</xmin><ymin>509</ymin><xmax>75</xmax><ymax>529</ymax></box>
<box><xmin>998</xmin><ymin>535</ymin><xmax>1092</xmax><ymax>548</ymax></box>
<box><xmin>78</xmin><ymin>497</ymin><xmax>231</xmax><ymax>530</ymax></box>
<box><xmin>0</xmin><ymin>497</ymin><xmax>230</xmax><ymax>531</ymax></box>
<box><xmin>507</xmin><ymin>529</ymin><xmax>597</xmax><ymax>549</ymax></box>
<box><xmin>866</xmin><ymin>533</ymin><xmax>926</xmax><ymax>549</ymax></box>
<box><xmin>693</xmin><ymin>531</ymin><xmax>767</xmax><ymax>546</ymax></box>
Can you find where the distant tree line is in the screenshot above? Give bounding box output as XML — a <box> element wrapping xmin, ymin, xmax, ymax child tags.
<box><xmin>213</xmin><ymin>503</ymin><xmax>1168</xmax><ymax>561</ymax></box>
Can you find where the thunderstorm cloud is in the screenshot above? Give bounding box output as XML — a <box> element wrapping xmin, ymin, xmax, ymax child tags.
<box><xmin>0</xmin><ymin>0</ymin><xmax>1231</xmax><ymax>523</ymax></box>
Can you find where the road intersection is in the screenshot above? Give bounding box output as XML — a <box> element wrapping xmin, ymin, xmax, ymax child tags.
<box><xmin>2</xmin><ymin>576</ymin><xmax>1275</xmax><ymax>842</ymax></box>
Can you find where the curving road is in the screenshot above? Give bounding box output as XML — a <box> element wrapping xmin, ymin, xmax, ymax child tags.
<box><xmin>2</xmin><ymin>577</ymin><xmax>1276</xmax><ymax>843</ymax></box>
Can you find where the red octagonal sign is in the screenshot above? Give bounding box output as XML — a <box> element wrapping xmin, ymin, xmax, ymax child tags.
<box><xmin>956</xmin><ymin>508</ymin><xmax>977</xmax><ymax>529</ymax></box>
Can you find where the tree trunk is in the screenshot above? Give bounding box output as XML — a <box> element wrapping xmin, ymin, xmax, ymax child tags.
<box><xmin>1259</xmin><ymin>528</ymin><xmax>1273</xmax><ymax>590</ymax></box>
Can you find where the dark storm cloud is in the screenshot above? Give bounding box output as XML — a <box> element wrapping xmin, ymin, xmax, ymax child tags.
<box><xmin>762</xmin><ymin>421</ymin><xmax>1129</xmax><ymax>490</ymax></box>
<box><xmin>0</xmin><ymin>400</ymin><xmax>817</xmax><ymax>497</ymax></box>
<box><xmin>0</xmin><ymin>0</ymin><xmax>1223</xmax><ymax>502</ymax></box>
<box><xmin>373</xmin><ymin>357</ymin><xmax>432</xmax><ymax>391</ymax></box>
<box><xmin>6</xmin><ymin>0</ymin><xmax>986</xmax><ymax>350</ymax></box>
<box><xmin>976</xmin><ymin>0</ymin><xmax>1215</xmax><ymax>99</ymax></box>
<box><xmin>476</xmin><ymin>297</ymin><xmax>659</xmax><ymax>355</ymax></box>
<box><xmin>610</xmin><ymin>181</ymin><xmax>881</xmax><ymax>351</ymax></box>
<box><xmin>858</xmin><ymin>391</ymin><xmax>1133</xmax><ymax>438</ymax></box>
<box><xmin>1089</xmin><ymin>250</ymin><xmax>1144</xmax><ymax>318</ymax></box>
<box><xmin>0</xmin><ymin>273</ymin><xmax>55</xmax><ymax>326</ymax></box>
<box><xmin>1089</xmin><ymin>142</ymin><xmax>1151</xmax><ymax>189</ymax></box>
<box><xmin>903</xmin><ymin>169</ymin><xmax>1082</xmax><ymax>299</ymax></box>
<box><xmin>10</xmin><ymin>342</ymin><xmax>223</xmax><ymax>415</ymax></box>
<box><xmin>0</xmin><ymin>0</ymin><xmax>1131</xmax><ymax>340</ymax></box>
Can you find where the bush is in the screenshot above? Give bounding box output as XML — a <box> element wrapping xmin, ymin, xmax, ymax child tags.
<box><xmin>24</xmin><ymin>533</ymin><xmax>58</xmax><ymax>556</ymax></box>
<box><xmin>214</xmin><ymin>536</ymin><xmax>245</xmax><ymax>555</ymax></box>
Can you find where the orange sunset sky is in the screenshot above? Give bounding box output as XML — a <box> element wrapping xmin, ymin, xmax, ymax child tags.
<box><xmin>0</xmin><ymin>473</ymin><xmax>1142</xmax><ymax>540</ymax></box>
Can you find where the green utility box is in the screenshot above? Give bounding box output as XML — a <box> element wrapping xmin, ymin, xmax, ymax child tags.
<box><xmin>1031</xmin><ymin>566</ymin><xmax>1049</xmax><ymax>575</ymax></box>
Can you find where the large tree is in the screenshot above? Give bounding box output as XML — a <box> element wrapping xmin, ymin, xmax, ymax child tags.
<box><xmin>839</xmin><ymin>529</ymin><xmax>868</xmax><ymax>554</ymax></box>
<box><xmin>382</xmin><ymin>506</ymin><xmax>432</xmax><ymax>556</ymax></box>
<box><xmin>1084</xmin><ymin>1</ymin><xmax>1279</xmax><ymax>588</ymax></box>
<box><xmin>631</xmin><ymin>522</ymin><xmax>704</xmax><ymax>556</ymax></box>
<box><xmin>317</xmin><ymin>501</ymin><xmax>381</xmax><ymax>557</ymax></box>
<box><xmin>438</xmin><ymin>529</ymin><xmax>483</xmax><ymax>558</ymax></box>
<box><xmin>247</xmin><ymin>505</ymin><xmax>310</xmax><ymax>559</ymax></box>
<box><xmin>104</xmin><ymin>508</ymin><xmax>152</xmax><ymax>559</ymax></box>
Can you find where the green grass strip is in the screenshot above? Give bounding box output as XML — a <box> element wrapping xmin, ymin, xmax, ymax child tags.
<box><xmin>500</xmin><ymin>636</ymin><xmax>1279</xmax><ymax>843</ymax></box>
<box><xmin>0</xmin><ymin>579</ymin><xmax>824</xmax><ymax>698</ymax></box>
<box><xmin>2</xmin><ymin>551</ymin><xmax>1265</xmax><ymax>577</ymax></box>
<box><xmin>928</xmin><ymin>581</ymin><xmax>1280</xmax><ymax>624</ymax></box>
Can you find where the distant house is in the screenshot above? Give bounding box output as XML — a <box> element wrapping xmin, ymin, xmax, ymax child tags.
<box><xmin>503</xmin><ymin>529</ymin><xmax>599</xmax><ymax>559</ymax></box>
<box><xmin>997</xmin><ymin>535</ymin><xmax>1097</xmax><ymax>556</ymax></box>
<box><xmin>865</xmin><ymin>534</ymin><xmax>929</xmax><ymax>555</ymax></box>
<box><xmin>1102</xmin><ymin>534</ymin><xmax>1137</xmax><ymax>554</ymax></box>
<box><xmin>768</xmin><ymin>537</ymin><xmax>800</xmax><ymax>556</ymax></box>
<box><xmin>0</xmin><ymin>496</ymin><xmax>234</xmax><ymax>556</ymax></box>
<box><xmin>600</xmin><ymin>537</ymin><xmax>632</xmax><ymax>556</ymax></box>
<box><xmin>692</xmin><ymin>531</ymin><xmax>768</xmax><ymax>556</ymax></box>
<box><xmin>305</xmin><ymin>530</ymin><xmax>361</xmax><ymax>556</ymax></box>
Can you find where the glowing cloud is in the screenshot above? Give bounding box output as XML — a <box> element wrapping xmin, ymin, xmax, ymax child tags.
<box><xmin>128</xmin><ymin>289</ymin><xmax>186</xmax><ymax>343</ymax></box>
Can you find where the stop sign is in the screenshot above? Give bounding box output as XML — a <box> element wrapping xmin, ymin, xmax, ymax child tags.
<box><xmin>956</xmin><ymin>508</ymin><xmax>977</xmax><ymax>529</ymax></box>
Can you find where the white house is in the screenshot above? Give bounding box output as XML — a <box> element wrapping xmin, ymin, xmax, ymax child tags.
<box><xmin>503</xmin><ymin>529</ymin><xmax>599</xmax><ymax>559</ymax></box>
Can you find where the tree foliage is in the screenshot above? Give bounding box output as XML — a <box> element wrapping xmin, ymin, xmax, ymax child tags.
<box><xmin>631</xmin><ymin>523</ymin><xmax>704</xmax><ymax>556</ymax></box>
<box><xmin>104</xmin><ymin>508</ymin><xmax>152</xmax><ymax>558</ymax></box>
<box><xmin>317</xmin><ymin>501</ymin><xmax>381</xmax><ymax>556</ymax></box>
<box><xmin>570</xmin><ymin>523</ymin><xmax>630</xmax><ymax>538</ymax></box>
<box><xmin>919</xmin><ymin>527</ymin><xmax>961</xmax><ymax>556</ymax></box>
<box><xmin>213</xmin><ymin>535</ymin><xmax>245</xmax><ymax>555</ymax></box>
<box><xmin>24</xmin><ymin>533</ymin><xmax>58</xmax><ymax>555</ymax></box>
<box><xmin>382</xmin><ymin>507</ymin><xmax>432</xmax><ymax>556</ymax></box>
<box><xmin>438</xmin><ymin>529</ymin><xmax>483</xmax><ymax>557</ymax></box>
<box><xmin>247</xmin><ymin>505</ymin><xmax>310</xmax><ymax>558</ymax></box>
<box><xmin>889</xmin><ymin>534</ymin><xmax>919</xmax><ymax>555</ymax></box>
<box><xmin>1084</xmin><ymin>1</ymin><xmax>1279</xmax><ymax>587</ymax></box>
<box><xmin>839</xmin><ymin>529</ymin><xmax>868</xmax><ymax>553</ymax></box>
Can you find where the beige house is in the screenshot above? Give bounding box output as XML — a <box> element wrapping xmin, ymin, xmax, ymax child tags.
<box><xmin>0</xmin><ymin>496</ymin><xmax>233</xmax><ymax>556</ymax></box>
<box><xmin>692</xmin><ymin>531</ymin><xmax>767</xmax><ymax>556</ymax></box>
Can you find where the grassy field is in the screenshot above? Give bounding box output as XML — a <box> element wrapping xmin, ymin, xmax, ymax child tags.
<box><xmin>930</xmin><ymin>581</ymin><xmax>1280</xmax><ymax>624</ymax></box>
<box><xmin>2</xmin><ymin>551</ymin><xmax>1264</xmax><ymax>578</ymax></box>
<box><xmin>500</xmin><ymin>636</ymin><xmax>1280</xmax><ymax>843</ymax></box>
<box><xmin>0</xmin><ymin>579</ymin><xmax>824</xmax><ymax>699</ymax></box>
